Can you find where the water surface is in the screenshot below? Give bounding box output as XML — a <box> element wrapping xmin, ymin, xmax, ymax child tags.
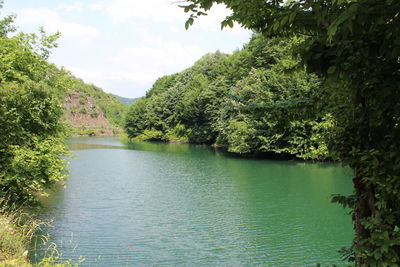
<box><xmin>34</xmin><ymin>137</ymin><xmax>353</xmax><ymax>266</ymax></box>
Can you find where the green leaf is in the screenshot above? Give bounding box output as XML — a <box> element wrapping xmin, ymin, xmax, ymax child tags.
<box><xmin>327</xmin><ymin>66</ymin><xmax>336</xmax><ymax>74</ymax></box>
<box><xmin>185</xmin><ymin>18</ymin><xmax>194</xmax><ymax>30</ymax></box>
<box><xmin>280</xmin><ymin>15</ymin><xmax>289</xmax><ymax>27</ymax></box>
<box><xmin>289</xmin><ymin>12</ymin><xmax>296</xmax><ymax>23</ymax></box>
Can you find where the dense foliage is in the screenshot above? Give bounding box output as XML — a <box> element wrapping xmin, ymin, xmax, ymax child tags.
<box><xmin>181</xmin><ymin>0</ymin><xmax>400</xmax><ymax>265</ymax></box>
<box><xmin>125</xmin><ymin>35</ymin><xmax>331</xmax><ymax>160</ymax></box>
<box><xmin>0</xmin><ymin>14</ymin><xmax>68</xmax><ymax>205</ymax></box>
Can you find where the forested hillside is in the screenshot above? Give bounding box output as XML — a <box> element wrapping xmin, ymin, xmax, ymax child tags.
<box><xmin>113</xmin><ymin>94</ymin><xmax>139</xmax><ymax>106</ymax></box>
<box><xmin>125</xmin><ymin>35</ymin><xmax>331</xmax><ymax>160</ymax></box>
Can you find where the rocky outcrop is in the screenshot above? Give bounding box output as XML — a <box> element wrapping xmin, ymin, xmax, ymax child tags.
<box><xmin>63</xmin><ymin>91</ymin><xmax>120</xmax><ymax>136</ymax></box>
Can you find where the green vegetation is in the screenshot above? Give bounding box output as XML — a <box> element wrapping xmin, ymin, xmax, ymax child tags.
<box><xmin>79</xmin><ymin>107</ymin><xmax>87</xmax><ymax>114</ymax></box>
<box><xmin>0</xmin><ymin>16</ymin><xmax>68</xmax><ymax>206</ymax></box>
<box><xmin>0</xmin><ymin>210</ymin><xmax>34</xmax><ymax>265</ymax></box>
<box><xmin>112</xmin><ymin>94</ymin><xmax>140</xmax><ymax>106</ymax></box>
<box><xmin>125</xmin><ymin>35</ymin><xmax>330</xmax><ymax>160</ymax></box>
<box><xmin>75</xmin><ymin>126</ymin><xmax>96</xmax><ymax>136</ymax></box>
<box><xmin>90</xmin><ymin>106</ymin><xmax>99</xmax><ymax>118</ymax></box>
<box><xmin>180</xmin><ymin>0</ymin><xmax>400</xmax><ymax>265</ymax></box>
<box><xmin>65</xmin><ymin>78</ymin><xmax>127</xmax><ymax>128</ymax></box>
<box><xmin>78</xmin><ymin>97</ymin><xmax>86</xmax><ymax>105</ymax></box>
<box><xmin>0</xmin><ymin>8</ymin><xmax>72</xmax><ymax>264</ymax></box>
<box><xmin>0</xmin><ymin>206</ymin><xmax>80</xmax><ymax>266</ymax></box>
<box><xmin>70</xmin><ymin>106</ymin><xmax>78</xmax><ymax>115</ymax></box>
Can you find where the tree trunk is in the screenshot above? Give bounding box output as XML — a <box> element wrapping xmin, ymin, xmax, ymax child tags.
<box><xmin>352</xmin><ymin>83</ymin><xmax>376</xmax><ymax>265</ymax></box>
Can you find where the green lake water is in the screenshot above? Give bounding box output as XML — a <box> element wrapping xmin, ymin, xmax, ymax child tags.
<box><xmin>33</xmin><ymin>137</ymin><xmax>353</xmax><ymax>266</ymax></box>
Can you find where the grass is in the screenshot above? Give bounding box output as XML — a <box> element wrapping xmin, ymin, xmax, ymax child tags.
<box><xmin>0</xmin><ymin>210</ymin><xmax>36</xmax><ymax>266</ymax></box>
<box><xmin>0</xmin><ymin>203</ymin><xmax>81</xmax><ymax>267</ymax></box>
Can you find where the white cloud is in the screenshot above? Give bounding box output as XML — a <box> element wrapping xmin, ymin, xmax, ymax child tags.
<box><xmin>190</xmin><ymin>4</ymin><xmax>249</xmax><ymax>35</ymax></box>
<box><xmin>57</xmin><ymin>2</ymin><xmax>84</xmax><ymax>13</ymax></box>
<box><xmin>66</xmin><ymin>38</ymin><xmax>208</xmax><ymax>92</ymax></box>
<box><xmin>98</xmin><ymin>0</ymin><xmax>189</xmax><ymax>22</ymax></box>
<box><xmin>67</xmin><ymin>66</ymin><xmax>110</xmax><ymax>82</ymax></box>
<box><xmin>5</xmin><ymin>1</ymin><xmax>251</xmax><ymax>98</ymax></box>
<box><xmin>66</xmin><ymin>66</ymin><xmax>159</xmax><ymax>97</ymax></box>
<box><xmin>89</xmin><ymin>1</ymin><xmax>106</xmax><ymax>11</ymax></box>
<box><xmin>98</xmin><ymin>0</ymin><xmax>248</xmax><ymax>35</ymax></box>
<box><xmin>16</xmin><ymin>8</ymin><xmax>101</xmax><ymax>41</ymax></box>
<box><xmin>109</xmin><ymin>38</ymin><xmax>208</xmax><ymax>82</ymax></box>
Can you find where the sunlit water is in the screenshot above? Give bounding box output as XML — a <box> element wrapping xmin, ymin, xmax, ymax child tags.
<box><xmin>32</xmin><ymin>137</ymin><xmax>353</xmax><ymax>266</ymax></box>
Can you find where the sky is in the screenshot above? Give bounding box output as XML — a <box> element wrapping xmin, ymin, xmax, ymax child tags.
<box><xmin>2</xmin><ymin>0</ymin><xmax>252</xmax><ymax>98</ymax></box>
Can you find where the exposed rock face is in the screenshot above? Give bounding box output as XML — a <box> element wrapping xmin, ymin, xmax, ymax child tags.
<box><xmin>63</xmin><ymin>91</ymin><xmax>119</xmax><ymax>136</ymax></box>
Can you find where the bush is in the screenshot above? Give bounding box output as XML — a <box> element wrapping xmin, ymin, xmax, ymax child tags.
<box><xmin>0</xmin><ymin>82</ymin><xmax>68</xmax><ymax>205</ymax></box>
<box><xmin>70</xmin><ymin>106</ymin><xmax>78</xmax><ymax>115</ymax></box>
<box><xmin>165</xmin><ymin>124</ymin><xmax>189</xmax><ymax>142</ymax></box>
<box><xmin>90</xmin><ymin>107</ymin><xmax>99</xmax><ymax>118</ymax></box>
<box><xmin>225</xmin><ymin>120</ymin><xmax>257</xmax><ymax>154</ymax></box>
<box><xmin>134</xmin><ymin>129</ymin><xmax>164</xmax><ymax>141</ymax></box>
<box><xmin>79</xmin><ymin>97</ymin><xmax>86</xmax><ymax>105</ymax></box>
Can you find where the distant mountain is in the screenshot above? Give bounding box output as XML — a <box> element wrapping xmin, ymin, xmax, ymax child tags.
<box><xmin>112</xmin><ymin>94</ymin><xmax>140</xmax><ymax>106</ymax></box>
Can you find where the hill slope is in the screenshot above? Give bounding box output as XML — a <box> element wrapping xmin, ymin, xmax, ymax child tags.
<box><xmin>59</xmin><ymin>75</ymin><xmax>128</xmax><ymax>136</ymax></box>
<box><xmin>112</xmin><ymin>94</ymin><xmax>140</xmax><ymax>106</ymax></box>
<box><xmin>125</xmin><ymin>35</ymin><xmax>330</xmax><ymax>160</ymax></box>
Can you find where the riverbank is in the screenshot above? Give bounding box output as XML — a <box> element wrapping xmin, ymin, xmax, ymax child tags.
<box><xmin>122</xmin><ymin>133</ymin><xmax>334</xmax><ymax>162</ymax></box>
<box><xmin>0</xmin><ymin>210</ymin><xmax>78</xmax><ymax>266</ymax></box>
<box><xmin>0</xmin><ymin>213</ymin><xmax>29</xmax><ymax>266</ymax></box>
<box><xmin>71</xmin><ymin>126</ymin><xmax>122</xmax><ymax>137</ymax></box>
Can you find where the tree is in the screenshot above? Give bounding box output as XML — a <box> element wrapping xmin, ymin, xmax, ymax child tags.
<box><xmin>125</xmin><ymin>34</ymin><xmax>328</xmax><ymax>157</ymax></box>
<box><xmin>0</xmin><ymin>8</ymin><xmax>68</xmax><ymax>206</ymax></box>
<box><xmin>181</xmin><ymin>0</ymin><xmax>400</xmax><ymax>265</ymax></box>
<box><xmin>0</xmin><ymin>82</ymin><xmax>68</xmax><ymax>205</ymax></box>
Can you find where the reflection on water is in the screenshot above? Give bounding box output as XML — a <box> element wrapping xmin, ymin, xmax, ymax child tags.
<box><xmin>33</xmin><ymin>137</ymin><xmax>353</xmax><ymax>266</ymax></box>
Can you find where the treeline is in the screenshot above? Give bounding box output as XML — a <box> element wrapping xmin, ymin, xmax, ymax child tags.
<box><xmin>125</xmin><ymin>35</ymin><xmax>332</xmax><ymax>160</ymax></box>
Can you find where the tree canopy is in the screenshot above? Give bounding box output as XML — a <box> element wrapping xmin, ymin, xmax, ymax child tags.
<box><xmin>180</xmin><ymin>0</ymin><xmax>400</xmax><ymax>265</ymax></box>
<box><xmin>125</xmin><ymin>34</ymin><xmax>331</xmax><ymax>160</ymax></box>
<box><xmin>0</xmin><ymin>13</ymin><xmax>68</xmax><ymax>205</ymax></box>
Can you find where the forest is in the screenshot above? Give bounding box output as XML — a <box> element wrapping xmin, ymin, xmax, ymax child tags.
<box><xmin>125</xmin><ymin>34</ymin><xmax>331</xmax><ymax>160</ymax></box>
<box><xmin>1</xmin><ymin>0</ymin><xmax>400</xmax><ymax>266</ymax></box>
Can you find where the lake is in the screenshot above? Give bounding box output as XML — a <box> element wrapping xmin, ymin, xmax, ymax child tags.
<box><xmin>32</xmin><ymin>137</ymin><xmax>353</xmax><ymax>266</ymax></box>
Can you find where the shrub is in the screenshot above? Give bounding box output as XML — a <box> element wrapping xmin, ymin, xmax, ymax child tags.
<box><xmin>134</xmin><ymin>129</ymin><xmax>164</xmax><ymax>141</ymax></box>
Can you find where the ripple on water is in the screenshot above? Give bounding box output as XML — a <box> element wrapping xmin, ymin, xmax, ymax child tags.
<box><xmin>34</xmin><ymin>137</ymin><xmax>353</xmax><ymax>266</ymax></box>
